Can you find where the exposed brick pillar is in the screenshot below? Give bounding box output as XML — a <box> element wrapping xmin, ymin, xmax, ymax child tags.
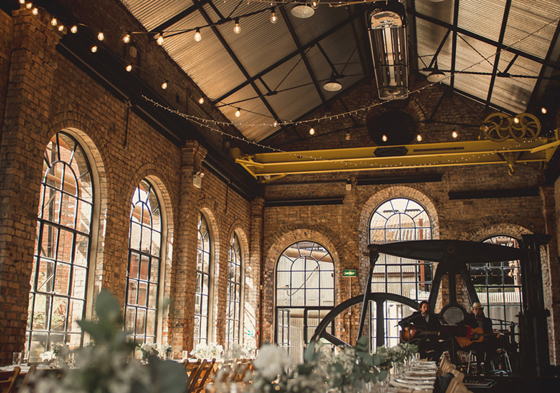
<box><xmin>248</xmin><ymin>197</ymin><xmax>264</xmax><ymax>348</ymax></box>
<box><xmin>540</xmin><ymin>185</ymin><xmax>560</xmax><ymax>363</ymax></box>
<box><xmin>0</xmin><ymin>9</ymin><xmax>60</xmax><ymax>365</ymax></box>
<box><xmin>169</xmin><ymin>141</ymin><xmax>207</xmax><ymax>356</ymax></box>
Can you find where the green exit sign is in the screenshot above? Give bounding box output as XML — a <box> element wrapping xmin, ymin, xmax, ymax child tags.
<box><xmin>342</xmin><ymin>269</ymin><xmax>357</xmax><ymax>277</ymax></box>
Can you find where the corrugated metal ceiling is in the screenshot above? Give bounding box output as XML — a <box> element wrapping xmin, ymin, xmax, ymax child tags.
<box><xmin>118</xmin><ymin>0</ymin><xmax>560</xmax><ymax>142</ymax></box>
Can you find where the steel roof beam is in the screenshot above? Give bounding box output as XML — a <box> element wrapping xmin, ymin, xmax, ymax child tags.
<box><xmin>450</xmin><ymin>0</ymin><xmax>460</xmax><ymax>91</ymax></box>
<box><xmin>485</xmin><ymin>0</ymin><xmax>512</xmax><ymax>109</ymax></box>
<box><xmin>213</xmin><ymin>12</ymin><xmax>362</xmax><ymax>104</ymax></box>
<box><xmin>149</xmin><ymin>0</ymin><xmax>212</xmax><ymax>33</ymax></box>
<box><xmin>410</xmin><ymin>9</ymin><xmax>560</xmax><ymax>71</ymax></box>
<box><xmin>191</xmin><ymin>0</ymin><xmax>280</xmax><ymax>122</ymax></box>
<box><xmin>527</xmin><ymin>15</ymin><xmax>560</xmax><ymax>109</ymax></box>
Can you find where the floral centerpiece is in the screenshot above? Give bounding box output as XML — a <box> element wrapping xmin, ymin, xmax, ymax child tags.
<box><xmin>237</xmin><ymin>336</ymin><xmax>388</xmax><ymax>393</ymax></box>
<box><xmin>226</xmin><ymin>343</ymin><xmax>256</xmax><ymax>360</ymax></box>
<box><xmin>190</xmin><ymin>342</ymin><xmax>224</xmax><ymax>360</ymax></box>
<box><xmin>161</xmin><ymin>344</ymin><xmax>173</xmax><ymax>360</ymax></box>
<box><xmin>138</xmin><ymin>343</ymin><xmax>158</xmax><ymax>363</ymax></box>
<box><xmin>22</xmin><ymin>290</ymin><xmax>187</xmax><ymax>393</ymax></box>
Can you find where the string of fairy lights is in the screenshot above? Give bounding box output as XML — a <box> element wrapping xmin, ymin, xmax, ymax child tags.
<box><xmin>17</xmin><ymin>0</ymin><xmax>560</xmax><ymax>176</ymax></box>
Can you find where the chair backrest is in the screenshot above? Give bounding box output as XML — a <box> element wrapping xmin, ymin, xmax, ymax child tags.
<box><xmin>0</xmin><ymin>367</ymin><xmax>21</xmax><ymax>393</ymax></box>
<box><xmin>20</xmin><ymin>364</ymin><xmax>37</xmax><ymax>390</ymax></box>
<box><xmin>185</xmin><ymin>359</ymin><xmax>202</xmax><ymax>377</ymax></box>
<box><xmin>187</xmin><ymin>360</ymin><xmax>205</xmax><ymax>393</ymax></box>
<box><xmin>192</xmin><ymin>359</ymin><xmax>216</xmax><ymax>393</ymax></box>
<box><xmin>233</xmin><ymin>361</ymin><xmax>252</xmax><ymax>382</ymax></box>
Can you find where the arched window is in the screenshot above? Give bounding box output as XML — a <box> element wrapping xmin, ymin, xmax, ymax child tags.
<box><xmin>275</xmin><ymin>241</ymin><xmax>334</xmax><ymax>364</ymax></box>
<box><xmin>195</xmin><ymin>213</ymin><xmax>212</xmax><ymax>344</ymax></box>
<box><xmin>369</xmin><ymin>197</ymin><xmax>432</xmax><ymax>347</ymax></box>
<box><xmin>472</xmin><ymin>236</ymin><xmax>522</xmax><ymax>336</ymax></box>
<box><xmin>125</xmin><ymin>179</ymin><xmax>162</xmax><ymax>345</ymax></box>
<box><xmin>226</xmin><ymin>233</ymin><xmax>243</xmax><ymax>346</ymax></box>
<box><xmin>27</xmin><ymin>132</ymin><xmax>94</xmax><ymax>358</ymax></box>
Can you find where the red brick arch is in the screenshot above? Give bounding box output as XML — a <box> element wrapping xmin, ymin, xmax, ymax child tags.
<box><xmin>358</xmin><ymin>186</ymin><xmax>440</xmax><ymax>290</ymax></box>
<box><xmin>261</xmin><ymin>227</ymin><xmax>341</xmax><ymax>343</ymax></box>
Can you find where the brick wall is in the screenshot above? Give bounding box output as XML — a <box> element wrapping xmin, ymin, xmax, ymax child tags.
<box><xmin>0</xmin><ymin>7</ymin><xmax>253</xmax><ymax>365</ymax></box>
<box><xmin>259</xmin><ymin>79</ymin><xmax>560</xmax><ymax>362</ymax></box>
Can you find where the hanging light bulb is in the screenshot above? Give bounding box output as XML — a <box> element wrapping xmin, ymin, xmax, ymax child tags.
<box><xmin>161</xmin><ymin>80</ymin><xmax>168</xmax><ymax>89</ymax></box>
<box><xmin>32</xmin><ymin>7</ymin><xmax>38</xmax><ymax>15</ymax></box>
<box><xmin>345</xmin><ymin>132</ymin><xmax>351</xmax><ymax>141</ymax></box>
<box><xmin>309</xmin><ymin>127</ymin><xmax>315</xmax><ymax>135</ymax></box>
<box><xmin>541</xmin><ymin>107</ymin><xmax>547</xmax><ymax>114</ymax></box>
<box><xmin>97</xmin><ymin>31</ymin><xmax>104</xmax><ymax>41</ymax></box>
<box><xmin>157</xmin><ymin>34</ymin><xmax>164</xmax><ymax>45</ymax></box>
<box><xmin>513</xmin><ymin>117</ymin><xmax>520</xmax><ymax>124</ymax></box>
<box><xmin>51</xmin><ymin>17</ymin><xmax>57</xmax><ymax>26</ymax></box>
<box><xmin>270</xmin><ymin>8</ymin><xmax>278</xmax><ymax>23</ymax></box>
<box><xmin>233</xmin><ymin>18</ymin><xmax>241</xmax><ymax>34</ymax></box>
<box><xmin>311</xmin><ymin>0</ymin><xmax>320</xmax><ymax>10</ymax></box>
<box><xmin>126</xmin><ymin>65</ymin><xmax>132</xmax><ymax>72</ymax></box>
<box><xmin>235</xmin><ymin>108</ymin><xmax>241</xmax><ymax>118</ymax></box>
<box><xmin>273</xmin><ymin>120</ymin><xmax>278</xmax><ymax>127</ymax></box>
<box><xmin>19</xmin><ymin>0</ymin><xmax>25</xmax><ymax>4</ymax></box>
<box><xmin>58</xmin><ymin>25</ymin><xmax>67</xmax><ymax>34</ymax></box>
<box><xmin>198</xmin><ymin>97</ymin><xmax>205</xmax><ymax>105</ymax></box>
<box><xmin>123</xmin><ymin>33</ymin><xmax>131</xmax><ymax>44</ymax></box>
<box><xmin>70</xmin><ymin>25</ymin><xmax>78</xmax><ymax>34</ymax></box>
<box><xmin>194</xmin><ymin>28</ymin><xmax>202</xmax><ymax>42</ymax></box>
<box><xmin>91</xmin><ymin>45</ymin><xmax>98</xmax><ymax>53</ymax></box>
<box><xmin>452</xmin><ymin>131</ymin><xmax>458</xmax><ymax>139</ymax></box>
<box><xmin>25</xmin><ymin>3</ymin><xmax>32</xmax><ymax>9</ymax></box>
<box><xmin>416</xmin><ymin>134</ymin><xmax>422</xmax><ymax>142</ymax></box>
<box><xmin>382</xmin><ymin>135</ymin><xmax>388</xmax><ymax>142</ymax></box>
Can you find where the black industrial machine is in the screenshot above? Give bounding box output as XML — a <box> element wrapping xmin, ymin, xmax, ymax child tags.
<box><xmin>311</xmin><ymin>236</ymin><xmax>551</xmax><ymax>376</ymax></box>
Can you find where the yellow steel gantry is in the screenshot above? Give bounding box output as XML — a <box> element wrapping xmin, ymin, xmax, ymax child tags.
<box><xmin>230</xmin><ymin>130</ymin><xmax>560</xmax><ymax>182</ymax></box>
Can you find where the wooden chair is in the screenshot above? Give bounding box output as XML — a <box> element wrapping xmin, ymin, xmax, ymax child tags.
<box><xmin>233</xmin><ymin>361</ymin><xmax>252</xmax><ymax>382</ymax></box>
<box><xmin>185</xmin><ymin>359</ymin><xmax>202</xmax><ymax>379</ymax></box>
<box><xmin>0</xmin><ymin>366</ymin><xmax>20</xmax><ymax>393</ymax></box>
<box><xmin>19</xmin><ymin>364</ymin><xmax>37</xmax><ymax>391</ymax></box>
<box><xmin>189</xmin><ymin>359</ymin><xmax>216</xmax><ymax>393</ymax></box>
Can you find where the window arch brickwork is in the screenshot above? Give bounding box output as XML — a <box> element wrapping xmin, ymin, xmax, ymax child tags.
<box><xmin>262</xmin><ymin>226</ymin><xmax>341</xmax><ymax>344</ymax></box>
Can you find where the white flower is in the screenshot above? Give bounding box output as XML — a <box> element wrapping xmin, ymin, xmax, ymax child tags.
<box><xmin>40</xmin><ymin>351</ymin><xmax>55</xmax><ymax>361</ymax></box>
<box><xmin>252</xmin><ymin>344</ymin><xmax>291</xmax><ymax>381</ymax></box>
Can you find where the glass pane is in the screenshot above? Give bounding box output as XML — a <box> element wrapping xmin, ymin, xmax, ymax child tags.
<box><xmin>54</xmin><ymin>263</ymin><xmax>71</xmax><ymax>295</ymax></box>
<box><xmin>146</xmin><ymin>310</ymin><xmax>156</xmax><ymax>336</ymax></box>
<box><xmin>150</xmin><ymin>259</ymin><xmax>159</xmax><ymax>283</ymax></box>
<box><xmin>68</xmin><ymin>300</ymin><xmax>84</xmax><ymax>332</ymax></box>
<box><xmin>194</xmin><ymin>295</ymin><xmax>201</xmax><ymax>314</ymax></box>
<box><xmin>127</xmin><ymin>281</ymin><xmax>138</xmax><ymax>305</ymax></box>
<box><xmin>78</xmin><ymin>171</ymin><xmax>93</xmax><ymax>203</ymax></box>
<box><xmin>36</xmin><ymin>259</ymin><xmax>55</xmax><ymax>293</ymax></box>
<box><xmin>77</xmin><ymin>200</ymin><xmax>92</xmax><ymax>234</ymax></box>
<box><xmin>151</xmin><ymin>232</ymin><xmax>161</xmax><ymax>257</ymax></box>
<box><xmin>125</xmin><ymin>307</ymin><xmax>136</xmax><ymax>332</ymax></box>
<box><xmin>32</xmin><ymin>294</ymin><xmax>49</xmax><ymax>329</ymax></box>
<box><xmin>139</xmin><ymin>256</ymin><xmax>149</xmax><ymax>281</ymax></box>
<box><xmin>60</xmin><ymin>193</ymin><xmax>77</xmax><ymax>228</ymax></box>
<box><xmin>130</xmin><ymin>222</ymin><xmax>141</xmax><ymax>250</ymax></box>
<box><xmin>151</xmin><ymin>207</ymin><xmax>161</xmax><ymax>232</ymax></box>
<box><xmin>41</xmin><ymin>188</ymin><xmax>61</xmax><ymax>224</ymax></box>
<box><xmin>74</xmin><ymin>234</ymin><xmax>89</xmax><ymax>267</ymax></box>
<box><xmin>40</xmin><ymin>224</ymin><xmax>57</xmax><ymax>259</ymax></box>
<box><xmin>47</xmin><ymin>163</ymin><xmax>63</xmax><ymax>190</ymax></box>
<box><xmin>141</xmin><ymin>226</ymin><xmax>151</xmax><ymax>253</ymax></box>
<box><xmin>202</xmin><ymin>274</ymin><xmax>209</xmax><ymax>296</ymax></box>
<box><xmin>136</xmin><ymin>309</ymin><xmax>146</xmax><ymax>335</ymax></box>
<box><xmin>148</xmin><ymin>284</ymin><xmax>157</xmax><ymax>309</ymax></box>
<box><xmin>72</xmin><ymin>267</ymin><xmax>87</xmax><ymax>299</ymax></box>
<box><xmin>129</xmin><ymin>252</ymin><xmax>140</xmax><ymax>279</ymax></box>
<box><xmin>51</xmin><ymin>296</ymin><xmax>68</xmax><ymax>331</ymax></box>
<box><xmin>57</xmin><ymin>229</ymin><xmax>74</xmax><ymax>263</ymax></box>
<box><xmin>138</xmin><ymin>282</ymin><xmax>148</xmax><ymax>306</ymax></box>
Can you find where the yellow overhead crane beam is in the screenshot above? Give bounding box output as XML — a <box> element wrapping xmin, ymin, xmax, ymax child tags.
<box><xmin>230</xmin><ymin>130</ymin><xmax>560</xmax><ymax>182</ymax></box>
